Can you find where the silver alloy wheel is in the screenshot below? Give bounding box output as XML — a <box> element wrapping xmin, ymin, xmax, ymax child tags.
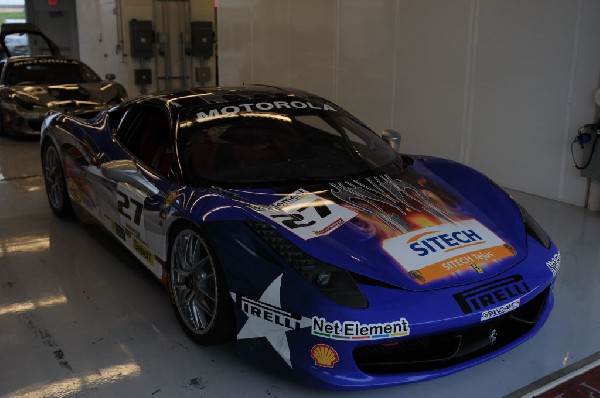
<box><xmin>170</xmin><ymin>229</ymin><xmax>218</xmax><ymax>335</ymax></box>
<box><xmin>44</xmin><ymin>144</ymin><xmax>64</xmax><ymax>209</ymax></box>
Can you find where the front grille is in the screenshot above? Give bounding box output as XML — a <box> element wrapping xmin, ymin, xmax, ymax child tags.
<box><xmin>353</xmin><ymin>286</ymin><xmax>550</xmax><ymax>374</ymax></box>
<box><xmin>49</xmin><ymin>89</ymin><xmax>90</xmax><ymax>101</ymax></box>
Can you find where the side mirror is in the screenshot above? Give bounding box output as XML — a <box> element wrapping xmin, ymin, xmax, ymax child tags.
<box><xmin>381</xmin><ymin>129</ymin><xmax>401</xmax><ymax>152</ymax></box>
<box><xmin>100</xmin><ymin>159</ymin><xmax>159</xmax><ymax>195</ymax></box>
<box><xmin>105</xmin><ymin>73</ymin><xmax>116</xmax><ymax>81</ymax></box>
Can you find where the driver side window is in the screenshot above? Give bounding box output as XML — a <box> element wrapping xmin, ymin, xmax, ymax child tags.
<box><xmin>116</xmin><ymin>105</ymin><xmax>174</xmax><ymax>177</ymax></box>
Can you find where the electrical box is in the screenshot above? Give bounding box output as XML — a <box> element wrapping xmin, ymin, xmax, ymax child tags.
<box><xmin>195</xmin><ymin>66</ymin><xmax>211</xmax><ymax>84</ymax></box>
<box><xmin>134</xmin><ymin>69</ymin><xmax>152</xmax><ymax>85</ymax></box>
<box><xmin>191</xmin><ymin>21</ymin><xmax>213</xmax><ymax>57</ymax></box>
<box><xmin>129</xmin><ymin>20</ymin><xmax>153</xmax><ymax>59</ymax></box>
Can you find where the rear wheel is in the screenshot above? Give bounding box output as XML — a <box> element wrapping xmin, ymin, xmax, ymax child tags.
<box><xmin>42</xmin><ymin>141</ymin><xmax>72</xmax><ymax>216</ymax></box>
<box><xmin>168</xmin><ymin>224</ymin><xmax>235</xmax><ymax>344</ymax></box>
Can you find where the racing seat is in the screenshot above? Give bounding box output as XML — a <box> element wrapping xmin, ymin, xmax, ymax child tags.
<box><xmin>189</xmin><ymin>132</ymin><xmax>219</xmax><ymax>178</ymax></box>
<box><xmin>137</xmin><ymin>112</ymin><xmax>173</xmax><ymax>177</ymax></box>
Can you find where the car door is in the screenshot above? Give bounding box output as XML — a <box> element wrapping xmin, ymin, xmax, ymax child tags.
<box><xmin>94</xmin><ymin>102</ymin><xmax>179</xmax><ymax>278</ymax></box>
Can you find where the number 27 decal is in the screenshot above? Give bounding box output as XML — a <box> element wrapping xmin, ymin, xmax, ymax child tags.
<box><xmin>271</xmin><ymin>199</ymin><xmax>332</xmax><ymax>229</ymax></box>
<box><xmin>117</xmin><ymin>190</ymin><xmax>143</xmax><ymax>225</ymax></box>
<box><xmin>257</xmin><ymin>189</ymin><xmax>357</xmax><ymax>240</ymax></box>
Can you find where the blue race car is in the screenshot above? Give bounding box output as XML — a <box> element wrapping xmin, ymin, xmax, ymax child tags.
<box><xmin>40</xmin><ymin>86</ymin><xmax>560</xmax><ymax>390</ymax></box>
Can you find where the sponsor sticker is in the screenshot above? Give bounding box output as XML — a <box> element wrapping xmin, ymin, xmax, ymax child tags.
<box><xmin>236</xmin><ymin>295</ymin><xmax>302</xmax><ymax>330</ymax></box>
<box><xmin>310</xmin><ymin>344</ymin><xmax>339</xmax><ymax>368</ymax></box>
<box><xmin>111</xmin><ymin>221</ymin><xmax>126</xmax><ymax>241</ymax></box>
<box><xmin>311</xmin><ymin>317</ymin><xmax>410</xmax><ymax>340</ymax></box>
<box><xmin>546</xmin><ymin>252</ymin><xmax>561</xmax><ymax>276</ymax></box>
<box><xmin>160</xmin><ymin>190</ymin><xmax>179</xmax><ymax>219</ymax></box>
<box><xmin>471</xmin><ymin>263</ymin><xmax>484</xmax><ymax>273</ymax></box>
<box><xmin>66</xmin><ymin>177</ymin><xmax>95</xmax><ymax>208</ymax></box>
<box><xmin>196</xmin><ymin>101</ymin><xmax>336</xmax><ymax>120</ymax></box>
<box><xmin>383</xmin><ymin>219</ymin><xmax>515</xmax><ymax>282</ymax></box>
<box><xmin>66</xmin><ymin>178</ymin><xmax>83</xmax><ymax>203</ymax></box>
<box><xmin>165</xmin><ymin>191</ymin><xmax>178</xmax><ymax>208</ymax></box>
<box><xmin>133</xmin><ymin>238</ymin><xmax>154</xmax><ymax>265</ymax></box>
<box><xmin>453</xmin><ymin>274</ymin><xmax>530</xmax><ymax>314</ymax></box>
<box><xmin>256</xmin><ymin>189</ymin><xmax>357</xmax><ymax>240</ymax></box>
<box><xmin>13</xmin><ymin>58</ymin><xmax>77</xmax><ymax>67</ymax></box>
<box><xmin>481</xmin><ymin>298</ymin><xmax>520</xmax><ymax>321</ymax></box>
<box><xmin>232</xmin><ymin>275</ymin><xmax>311</xmax><ymax>368</ymax></box>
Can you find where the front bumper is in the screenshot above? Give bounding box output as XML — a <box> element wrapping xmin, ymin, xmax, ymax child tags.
<box><xmin>207</xmin><ymin>222</ymin><xmax>559</xmax><ymax>390</ymax></box>
<box><xmin>278</xmin><ymin>275</ymin><xmax>553</xmax><ymax>390</ymax></box>
<box><xmin>2</xmin><ymin>108</ymin><xmax>46</xmax><ymax>135</ymax></box>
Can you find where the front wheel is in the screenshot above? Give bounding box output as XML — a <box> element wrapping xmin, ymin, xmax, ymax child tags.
<box><xmin>42</xmin><ymin>140</ymin><xmax>72</xmax><ymax>216</ymax></box>
<box><xmin>168</xmin><ymin>224</ymin><xmax>235</xmax><ymax>344</ymax></box>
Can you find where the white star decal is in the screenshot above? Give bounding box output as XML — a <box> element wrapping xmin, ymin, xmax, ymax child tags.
<box><xmin>232</xmin><ymin>274</ymin><xmax>311</xmax><ymax>367</ymax></box>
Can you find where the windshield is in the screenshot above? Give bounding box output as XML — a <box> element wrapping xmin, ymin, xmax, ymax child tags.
<box><xmin>179</xmin><ymin>106</ymin><xmax>397</xmax><ymax>186</ymax></box>
<box><xmin>4</xmin><ymin>59</ymin><xmax>101</xmax><ymax>85</ymax></box>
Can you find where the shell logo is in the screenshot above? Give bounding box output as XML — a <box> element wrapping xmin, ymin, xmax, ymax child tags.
<box><xmin>165</xmin><ymin>191</ymin><xmax>177</xmax><ymax>207</ymax></box>
<box><xmin>310</xmin><ymin>344</ymin><xmax>339</xmax><ymax>368</ymax></box>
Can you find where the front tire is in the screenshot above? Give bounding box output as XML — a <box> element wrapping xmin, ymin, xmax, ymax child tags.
<box><xmin>42</xmin><ymin>140</ymin><xmax>73</xmax><ymax>216</ymax></box>
<box><xmin>168</xmin><ymin>224</ymin><xmax>235</xmax><ymax>344</ymax></box>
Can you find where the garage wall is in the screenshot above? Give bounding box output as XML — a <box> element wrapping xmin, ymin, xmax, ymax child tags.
<box><xmin>76</xmin><ymin>0</ymin><xmax>127</xmax><ymax>84</ymax></box>
<box><xmin>217</xmin><ymin>0</ymin><xmax>600</xmax><ymax>206</ymax></box>
<box><xmin>76</xmin><ymin>0</ymin><xmax>216</xmax><ymax>98</ymax></box>
<box><xmin>25</xmin><ymin>0</ymin><xmax>79</xmax><ymax>58</ymax></box>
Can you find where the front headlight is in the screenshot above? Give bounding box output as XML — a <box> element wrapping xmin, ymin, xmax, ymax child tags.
<box><xmin>516</xmin><ymin>203</ymin><xmax>551</xmax><ymax>249</ymax></box>
<box><xmin>247</xmin><ymin>221</ymin><xmax>368</xmax><ymax>309</ymax></box>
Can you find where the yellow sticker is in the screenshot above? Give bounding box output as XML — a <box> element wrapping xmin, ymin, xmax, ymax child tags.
<box><xmin>133</xmin><ymin>238</ymin><xmax>154</xmax><ymax>265</ymax></box>
<box><xmin>66</xmin><ymin>178</ymin><xmax>82</xmax><ymax>203</ymax></box>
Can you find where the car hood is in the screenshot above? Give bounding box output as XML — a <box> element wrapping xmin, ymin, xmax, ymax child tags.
<box><xmin>9</xmin><ymin>82</ymin><xmax>122</xmax><ymax>110</ymax></box>
<box><xmin>191</xmin><ymin>156</ymin><xmax>528</xmax><ymax>292</ymax></box>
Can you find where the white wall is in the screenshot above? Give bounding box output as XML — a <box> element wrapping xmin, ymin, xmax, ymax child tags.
<box><xmin>77</xmin><ymin>0</ymin><xmax>216</xmax><ymax>98</ymax></box>
<box><xmin>217</xmin><ymin>0</ymin><xmax>600</xmax><ymax>206</ymax></box>
<box><xmin>77</xmin><ymin>0</ymin><xmax>127</xmax><ymax>84</ymax></box>
<box><xmin>25</xmin><ymin>0</ymin><xmax>79</xmax><ymax>58</ymax></box>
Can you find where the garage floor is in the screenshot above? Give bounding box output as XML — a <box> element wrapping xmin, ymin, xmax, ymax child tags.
<box><xmin>1</xmin><ymin>135</ymin><xmax>599</xmax><ymax>398</ymax></box>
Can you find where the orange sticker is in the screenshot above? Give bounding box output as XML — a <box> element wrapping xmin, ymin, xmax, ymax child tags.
<box><xmin>417</xmin><ymin>245</ymin><xmax>515</xmax><ymax>282</ymax></box>
<box><xmin>311</xmin><ymin>344</ymin><xmax>339</xmax><ymax>368</ymax></box>
<box><xmin>383</xmin><ymin>219</ymin><xmax>517</xmax><ymax>284</ymax></box>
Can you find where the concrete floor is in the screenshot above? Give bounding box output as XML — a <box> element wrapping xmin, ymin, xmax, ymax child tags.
<box><xmin>0</xmin><ymin>135</ymin><xmax>599</xmax><ymax>397</ymax></box>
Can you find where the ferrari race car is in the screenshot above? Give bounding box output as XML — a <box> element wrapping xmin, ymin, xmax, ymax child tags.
<box><xmin>0</xmin><ymin>56</ymin><xmax>127</xmax><ymax>136</ymax></box>
<box><xmin>0</xmin><ymin>23</ymin><xmax>127</xmax><ymax>137</ymax></box>
<box><xmin>40</xmin><ymin>86</ymin><xmax>560</xmax><ymax>389</ymax></box>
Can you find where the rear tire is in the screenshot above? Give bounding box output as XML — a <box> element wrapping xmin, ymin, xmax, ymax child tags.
<box><xmin>168</xmin><ymin>224</ymin><xmax>235</xmax><ymax>344</ymax></box>
<box><xmin>42</xmin><ymin>140</ymin><xmax>73</xmax><ymax>216</ymax></box>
